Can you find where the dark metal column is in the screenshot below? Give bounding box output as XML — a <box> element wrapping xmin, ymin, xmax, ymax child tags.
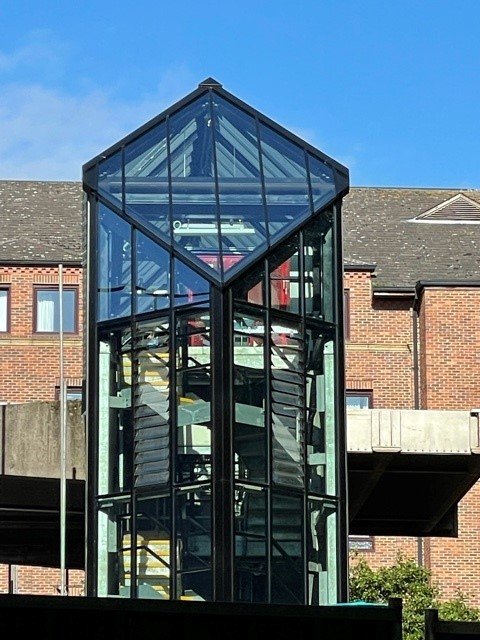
<box><xmin>211</xmin><ymin>285</ymin><xmax>234</xmax><ymax>601</ymax></box>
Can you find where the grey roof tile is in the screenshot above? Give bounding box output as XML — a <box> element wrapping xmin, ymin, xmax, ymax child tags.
<box><xmin>1</xmin><ymin>181</ymin><xmax>479</xmax><ymax>290</ymax></box>
<box><xmin>0</xmin><ymin>180</ymin><xmax>83</xmax><ymax>263</ymax></box>
<box><xmin>343</xmin><ymin>187</ymin><xmax>480</xmax><ymax>288</ymax></box>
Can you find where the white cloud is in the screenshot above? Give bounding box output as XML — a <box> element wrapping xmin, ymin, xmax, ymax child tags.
<box><xmin>0</xmin><ymin>36</ymin><xmax>195</xmax><ymax>180</ymax></box>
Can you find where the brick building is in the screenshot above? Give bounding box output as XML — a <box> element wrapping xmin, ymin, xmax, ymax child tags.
<box><xmin>0</xmin><ymin>181</ymin><xmax>480</xmax><ymax>599</ymax></box>
<box><xmin>343</xmin><ymin>188</ymin><xmax>480</xmax><ymax>603</ymax></box>
<box><xmin>0</xmin><ymin>180</ymin><xmax>84</xmax><ymax>594</ymax></box>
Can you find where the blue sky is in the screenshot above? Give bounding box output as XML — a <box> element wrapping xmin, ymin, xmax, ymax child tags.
<box><xmin>0</xmin><ymin>1</ymin><xmax>479</xmax><ymax>187</ymax></box>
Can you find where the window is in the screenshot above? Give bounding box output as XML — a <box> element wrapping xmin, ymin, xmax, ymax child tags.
<box><xmin>34</xmin><ymin>287</ymin><xmax>78</xmax><ymax>333</ymax></box>
<box><xmin>349</xmin><ymin>535</ymin><xmax>374</xmax><ymax>552</ymax></box>
<box><xmin>0</xmin><ymin>288</ymin><xmax>9</xmax><ymax>332</ymax></box>
<box><xmin>346</xmin><ymin>391</ymin><xmax>373</xmax><ymax>410</ymax></box>
<box><xmin>343</xmin><ymin>289</ymin><xmax>350</xmax><ymax>340</ymax></box>
<box><xmin>55</xmin><ymin>386</ymin><xmax>83</xmax><ymax>401</ymax></box>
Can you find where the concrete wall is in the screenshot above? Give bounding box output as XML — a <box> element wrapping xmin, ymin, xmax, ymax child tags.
<box><xmin>1</xmin><ymin>400</ymin><xmax>85</xmax><ymax>480</ymax></box>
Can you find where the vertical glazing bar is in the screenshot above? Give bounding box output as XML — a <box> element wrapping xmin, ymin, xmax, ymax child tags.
<box><xmin>254</xmin><ymin>116</ymin><xmax>271</xmax><ymax>247</ymax></box>
<box><xmin>332</xmin><ymin>200</ymin><xmax>348</xmax><ymax>601</ymax></box>
<box><xmin>166</xmin><ymin>116</ymin><xmax>177</xmax><ymax>599</ymax></box>
<box><xmin>298</xmin><ymin>231</ymin><xmax>308</xmax><ymax>604</ymax></box>
<box><xmin>169</xmin><ymin>257</ymin><xmax>177</xmax><ymax>599</ymax></box>
<box><xmin>131</xmin><ymin>492</ymin><xmax>137</xmax><ymax>598</ymax></box>
<box><xmin>264</xmin><ymin>258</ymin><xmax>272</xmax><ymax>603</ymax></box>
<box><xmin>211</xmin><ymin>285</ymin><xmax>233</xmax><ymax>601</ymax></box>
<box><xmin>208</xmin><ymin>90</ymin><xmax>224</xmax><ymax>281</ymax></box>
<box><xmin>86</xmin><ymin>195</ymin><xmax>99</xmax><ymax>596</ymax></box>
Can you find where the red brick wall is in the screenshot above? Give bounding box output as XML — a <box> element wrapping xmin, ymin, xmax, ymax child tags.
<box><xmin>0</xmin><ymin>265</ymin><xmax>83</xmax><ymax>403</ymax></box>
<box><xmin>347</xmin><ymin>275</ymin><xmax>480</xmax><ymax>605</ymax></box>
<box><xmin>0</xmin><ymin>565</ymin><xmax>84</xmax><ymax>596</ymax></box>
<box><xmin>345</xmin><ymin>271</ymin><xmax>414</xmax><ymax>408</ymax></box>
<box><xmin>0</xmin><ymin>264</ymin><xmax>85</xmax><ymax>594</ymax></box>
<box><xmin>419</xmin><ymin>288</ymin><xmax>480</xmax><ymax>410</ymax></box>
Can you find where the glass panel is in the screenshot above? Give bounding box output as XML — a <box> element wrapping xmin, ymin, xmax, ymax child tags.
<box><xmin>169</xmin><ymin>96</ymin><xmax>221</xmax><ymax>275</ymax></box>
<box><xmin>35</xmin><ymin>289</ymin><xmax>76</xmax><ymax>332</ymax></box>
<box><xmin>259</xmin><ymin>123</ymin><xmax>310</xmax><ymax>240</ymax></box>
<box><xmin>308</xmin><ymin>153</ymin><xmax>336</xmax><ymax>213</ymax></box>
<box><xmin>174</xmin><ymin>258</ymin><xmax>209</xmax><ymax>306</ymax></box>
<box><xmin>98</xmin><ymin>328</ymin><xmax>132</xmax><ymax>495</ymax></box>
<box><xmin>97</xmin><ymin>497</ymin><xmax>131</xmax><ymax>597</ymax></box>
<box><xmin>125</xmin><ymin>120</ymin><xmax>170</xmax><ymax>240</ymax></box>
<box><xmin>232</xmin><ymin>267</ymin><xmax>264</xmax><ymax>306</ymax></box>
<box><xmin>303</xmin><ymin>213</ymin><xmax>334</xmax><ymax>321</ymax></box>
<box><xmin>271</xmin><ymin>491</ymin><xmax>304</xmax><ymax>604</ymax></box>
<box><xmin>234</xmin><ymin>484</ymin><xmax>267</xmax><ymax>602</ymax></box>
<box><xmin>176</xmin><ymin>485</ymin><xmax>212</xmax><ymax>601</ymax></box>
<box><xmin>135</xmin><ymin>231</ymin><xmax>170</xmax><ymax>313</ymax></box>
<box><xmin>270</xmin><ymin>319</ymin><xmax>305</xmax><ymax>489</ymax></box>
<box><xmin>269</xmin><ymin>236</ymin><xmax>300</xmax><ymax>315</ymax></box>
<box><xmin>176</xmin><ymin>366</ymin><xmax>212</xmax><ymax>484</ymax></box>
<box><xmin>213</xmin><ymin>95</ymin><xmax>267</xmax><ymax>272</ymax></box>
<box><xmin>306</xmin><ymin>330</ymin><xmax>336</xmax><ymax>496</ymax></box>
<box><xmin>176</xmin><ymin>313</ymin><xmax>212</xmax><ymax>484</ymax></box>
<box><xmin>307</xmin><ymin>498</ymin><xmax>337</xmax><ymax>604</ymax></box>
<box><xmin>98</xmin><ymin>204</ymin><xmax>132</xmax><ymax>321</ymax></box>
<box><xmin>98</xmin><ymin>151</ymin><xmax>123</xmax><ymax>207</ymax></box>
<box><xmin>176</xmin><ymin>312</ymin><xmax>211</xmax><ymax>370</ymax></box>
<box><xmin>0</xmin><ymin>290</ymin><xmax>7</xmax><ymax>332</ymax></box>
<box><xmin>136</xmin><ymin>494</ymin><xmax>172</xmax><ymax>599</ymax></box>
<box><xmin>234</xmin><ymin>308</ymin><xmax>266</xmax><ymax>484</ymax></box>
<box><xmin>134</xmin><ymin>318</ymin><xmax>170</xmax><ymax>488</ymax></box>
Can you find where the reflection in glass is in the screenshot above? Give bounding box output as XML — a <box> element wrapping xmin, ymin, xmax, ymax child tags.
<box><xmin>270</xmin><ymin>319</ymin><xmax>304</xmax><ymax>489</ymax></box>
<box><xmin>174</xmin><ymin>258</ymin><xmax>209</xmax><ymax>306</ymax></box>
<box><xmin>232</xmin><ymin>268</ymin><xmax>264</xmax><ymax>306</ymax></box>
<box><xmin>98</xmin><ymin>328</ymin><xmax>132</xmax><ymax>495</ymax></box>
<box><xmin>98</xmin><ymin>151</ymin><xmax>123</xmax><ymax>207</ymax></box>
<box><xmin>124</xmin><ymin>121</ymin><xmax>170</xmax><ymax>240</ymax></box>
<box><xmin>259</xmin><ymin>123</ymin><xmax>310</xmax><ymax>240</ymax></box>
<box><xmin>134</xmin><ymin>319</ymin><xmax>170</xmax><ymax>488</ymax></box>
<box><xmin>169</xmin><ymin>97</ymin><xmax>220</xmax><ymax>273</ymax></box>
<box><xmin>234</xmin><ymin>309</ymin><xmax>266</xmax><ymax>483</ymax></box>
<box><xmin>98</xmin><ymin>204</ymin><xmax>132</xmax><ymax>321</ymax></box>
<box><xmin>234</xmin><ymin>484</ymin><xmax>267</xmax><ymax>602</ymax></box>
<box><xmin>306</xmin><ymin>329</ymin><xmax>336</xmax><ymax>496</ymax></box>
<box><xmin>213</xmin><ymin>95</ymin><xmax>267</xmax><ymax>271</ymax></box>
<box><xmin>176</xmin><ymin>485</ymin><xmax>212</xmax><ymax>601</ymax></box>
<box><xmin>271</xmin><ymin>491</ymin><xmax>304</xmax><ymax>604</ymax></box>
<box><xmin>136</xmin><ymin>494</ymin><xmax>171</xmax><ymax>599</ymax></box>
<box><xmin>308</xmin><ymin>498</ymin><xmax>337</xmax><ymax>604</ymax></box>
<box><xmin>270</xmin><ymin>237</ymin><xmax>300</xmax><ymax>314</ymax></box>
<box><xmin>303</xmin><ymin>213</ymin><xmax>333</xmax><ymax>320</ymax></box>
<box><xmin>308</xmin><ymin>153</ymin><xmax>336</xmax><ymax>213</ymax></box>
<box><xmin>177</xmin><ymin>314</ymin><xmax>212</xmax><ymax>484</ymax></box>
<box><xmin>135</xmin><ymin>231</ymin><xmax>170</xmax><ymax>313</ymax></box>
<box><xmin>97</xmin><ymin>498</ymin><xmax>131</xmax><ymax>597</ymax></box>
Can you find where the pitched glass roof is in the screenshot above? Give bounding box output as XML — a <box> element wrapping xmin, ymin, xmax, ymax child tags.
<box><xmin>84</xmin><ymin>79</ymin><xmax>348</xmax><ymax>284</ymax></box>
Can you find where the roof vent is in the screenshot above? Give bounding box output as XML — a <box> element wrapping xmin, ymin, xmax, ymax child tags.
<box><xmin>410</xmin><ymin>193</ymin><xmax>480</xmax><ymax>224</ymax></box>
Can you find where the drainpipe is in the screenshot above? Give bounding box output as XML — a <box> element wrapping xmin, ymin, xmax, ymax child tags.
<box><xmin>412</xmin><ymin>294</ymin><xmax>423</xmax><ymax>566</ymax></box>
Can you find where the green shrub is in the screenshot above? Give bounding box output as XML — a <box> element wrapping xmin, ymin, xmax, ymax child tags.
<box><xmin>349</xmin><ymin>554</ymin><xmax>480</xmax><ymax>640</ymax></box>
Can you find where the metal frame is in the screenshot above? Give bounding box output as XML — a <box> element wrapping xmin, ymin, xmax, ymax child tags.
<box><xmin>84</xmin><ymin>81</ymin><xmax>349</xmax><ymax>604</ymax></box>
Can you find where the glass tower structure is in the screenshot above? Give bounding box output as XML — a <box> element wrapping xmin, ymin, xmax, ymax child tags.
<box><xmin>83</xmin><ymin>78</ymin><xmax>349</xmax><ymax>605</ymax></box>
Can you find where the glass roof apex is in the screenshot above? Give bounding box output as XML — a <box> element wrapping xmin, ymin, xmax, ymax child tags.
<box><xmin>84</xmin><ymin>79</ymin><xmax>349</xmax><ymax>284</ymax></box>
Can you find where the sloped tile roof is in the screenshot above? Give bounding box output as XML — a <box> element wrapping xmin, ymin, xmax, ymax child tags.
<box><xmin>343</xmin><ymin>188</ymin><xmax>480</xmax><ymax>288</ymax></box>
<box><xmin>0</xmin><ymin>180</ymin><xmax>83</xmax><ymax>263</ymax></box>
<box><xmin>1</xmin><ymin>181</ymin><xmax>480</xmax><ymax>290</ymax></box>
